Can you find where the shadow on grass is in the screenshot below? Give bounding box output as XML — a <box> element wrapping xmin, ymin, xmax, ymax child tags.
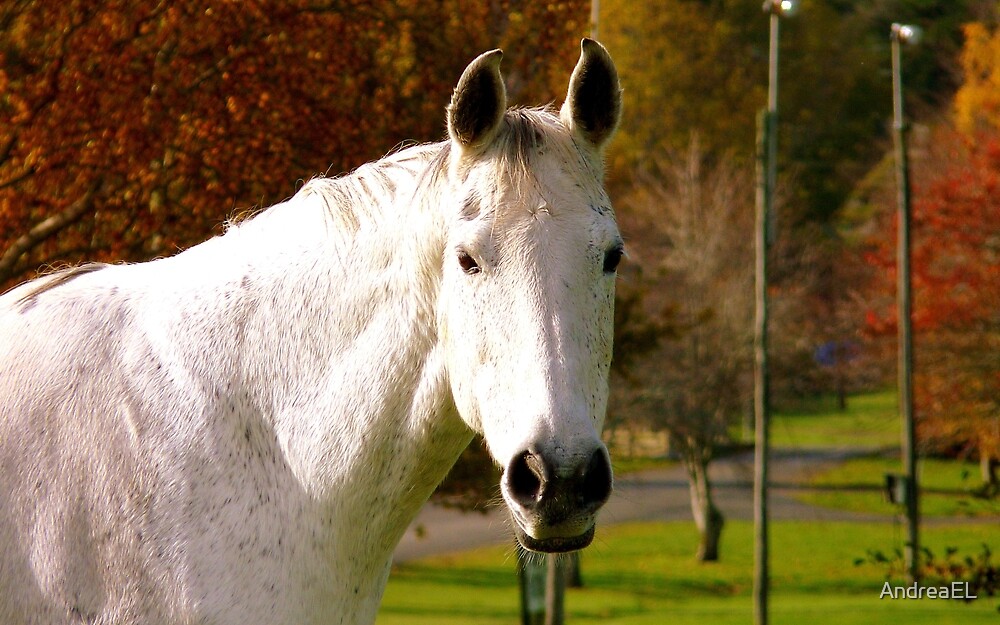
<box><xmin>584</xmin><ymin>570</ymin><xmax>743</xmax><ymax>598</ymax></box>
<box><xmin>390</xmin><ymin>564</ymin><xmax>514</xmax><ymax>589</ymax></box>
<box><xmin>378</xmin><ymin>603</ymin><xmax>520</xmax><ymax>619</ymax></box>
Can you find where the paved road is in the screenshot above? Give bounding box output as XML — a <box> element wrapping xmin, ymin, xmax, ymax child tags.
<box><xmin>393</xmin><ymin>448</ymin><xmax>889</xmax><ymax>562</ymax></box>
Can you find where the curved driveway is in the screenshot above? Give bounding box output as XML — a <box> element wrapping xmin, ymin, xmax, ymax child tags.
<box><xmin>393</xmin><ymin>449</ymin><xmax>891</xmax><ymax>562</ymax></box>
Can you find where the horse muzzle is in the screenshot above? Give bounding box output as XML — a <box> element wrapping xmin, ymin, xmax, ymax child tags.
<box><xmin>501</xmin><ymin>444</ymin><xmax>613</xmax><ymax>553</ymax></box>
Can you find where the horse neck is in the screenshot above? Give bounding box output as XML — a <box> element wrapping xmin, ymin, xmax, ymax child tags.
<box><xmin>201</xmin><ymin>149</ymin><xmax>471</xmax><ymax>542</ymax></box>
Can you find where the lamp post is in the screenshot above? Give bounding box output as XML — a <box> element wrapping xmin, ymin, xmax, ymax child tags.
<box><xmin>754</xmin><ymin>2</ymin><xmax>797</xmax><ymax>625</ymax></box>
<box><xmin>890</xmin><ymin>21</ymin><xmax>921</xmax><ymax>584</ymax></box>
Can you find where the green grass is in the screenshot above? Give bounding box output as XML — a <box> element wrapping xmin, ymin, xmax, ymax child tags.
<box><xmin>798</xmin><ymin>455</ymin><xmax>1000</xmax><ymax>518</ymax></box>
<box><xmin>377</xmin><ymin>520</ymin><xmax>999</xmax><ymax>624</ymax></box>
<box><xmin>769</xmin><ymin>390</ymin><xmax>900</xmax><ymax>449</ymax></box>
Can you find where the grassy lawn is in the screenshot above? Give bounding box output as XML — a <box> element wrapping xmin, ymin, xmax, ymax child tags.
<box><xmin>378</xmin><ymin>520</ymin><xmax>999</xmax><ymax>624</ymax></box>
<box><xmin>769</xmin><ymin>390</ymin><xmax>899</xmax><ymax>450</ymax></box>
<box><xmin>766</xmin><ymin>389</ymin><xmax>998</xmax><ymax>517</ymax></box>
<box><xmin>798</xmin><ymin>455</ymin><xmax>1000</xmax><ymax>518</ymax></box>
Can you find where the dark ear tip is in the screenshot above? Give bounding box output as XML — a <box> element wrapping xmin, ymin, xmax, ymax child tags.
<box><xmin>580</xmin><ymin>38</ymin><xmax>612</xmax><ymax>61</ymax></box>
<box><xmin>465</xmin><ymin>49</ymin><xmax>503</xmax><ymax>78</ymax></box>
<box><xmin>575</xmin><ymin>39</ymin><xmax>618</xmax><ymax>89</ymax></box>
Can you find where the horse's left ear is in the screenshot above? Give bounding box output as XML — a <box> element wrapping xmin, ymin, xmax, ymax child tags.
<box><xmin>560</xmin><ymin>39</ymin><xmax>622</xmax><ymax>151</ymax></box>
<box><xmin>448</xmin><ymin>49</ymin><xmax>507</xmax><ymax>153</ymax></box>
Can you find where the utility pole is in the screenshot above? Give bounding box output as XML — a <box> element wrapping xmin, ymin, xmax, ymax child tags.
<box><xmin>590</xmin><ymin>0</ymin><xmax>599</xmax><ymax>39</ymax></box>
<box><xmin>890</xmin><ymin>21</ymin><xmax>922</xmax><ymax>584</ymax></box>
<box><xmin>753</xmin><ymin>103</ymin><xmax>772</xmax><ymax>625</ymax></box>
<box><xmin>754</xmin><ymin>3</ymin><xmax>797</xmax><ymax>624</ymax></box>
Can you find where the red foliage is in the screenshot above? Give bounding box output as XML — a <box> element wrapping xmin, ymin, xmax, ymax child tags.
<box><xmin>864</xmin><ymin>127</ymin><xmax>999</xmax><ymax>463</ymax></box>
<box><xmin>865</xmin><ymin>132</ymin><xmax>1000</xmax><ymax>333</ymax></box>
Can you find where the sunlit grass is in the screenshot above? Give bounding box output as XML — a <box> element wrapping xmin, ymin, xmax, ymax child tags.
<box><xmin>378</xmin><ymin>520</ymin><xmax>999</xmax><ymax>624</ymax></box>
<box><xmin>770</xmin><ymin>390</ymin><xmax>899</xmax><ymax>450</ymax></box>
<box><xmin>798</xmin><ymin>455</ymin><xmax>1000</xmax><ymax>518</ymax></box>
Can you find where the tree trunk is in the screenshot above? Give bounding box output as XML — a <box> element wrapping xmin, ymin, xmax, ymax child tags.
<box><xmin>836</xmin><ymin>363</ymin><xmax>847</xmax><ymax>412</ymax></box>
<box><xmin>687</xmin><ymin>453</ymin><xmax>724</xmax><ymax>562</ymax></box>
<box><xmin>518</xmin><ymin>553</ymin><xmax>546</xmax><ymax>625</ymax></box>
<box><xmin>981</xmin><ymin>443</ymin><xmax>998</xmax><ymax>488</ymax></box>
<box><xmin>544</xmin><ymin>555</ymin><xmax>565</xmax><ymax>625</ymax></box>
<box><xmin>566</xmin><ymin>551</ymin><xmax>583</xmax><ymax>588</ymax></box>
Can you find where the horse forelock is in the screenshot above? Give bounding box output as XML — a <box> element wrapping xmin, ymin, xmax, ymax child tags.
<box><xmin>451</xmin><ymin>106</ymin><xmax>600</xmax><ymax>225</ymax></box>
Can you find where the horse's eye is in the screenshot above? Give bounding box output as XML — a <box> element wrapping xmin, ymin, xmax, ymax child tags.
<box><xmin>603</xmin><ymin>246</ymin><xmax>624</xmax><ymax>273</ymax></box>
<box><xmin>458</xmin><ymin>250</ymin><xmax>481</xmax><ymax>274</ymax></box>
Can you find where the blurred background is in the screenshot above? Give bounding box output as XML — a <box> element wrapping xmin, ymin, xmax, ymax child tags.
<box><xmin>1</xmin><ymin>1</ymin><xmax>997</xmax><ymax>623</ymax></box>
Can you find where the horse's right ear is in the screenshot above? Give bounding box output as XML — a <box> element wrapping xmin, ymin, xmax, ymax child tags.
<box><xmin>447</xmin><ymin>49</ymin><xmax>506</xmax><ymax>153</ymax></box>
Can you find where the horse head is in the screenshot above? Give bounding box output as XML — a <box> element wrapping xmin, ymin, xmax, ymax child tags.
<box><xmin>438</xmin><ymin>40</ymin><xmax>622</xmax><ymax>553</ymax></box>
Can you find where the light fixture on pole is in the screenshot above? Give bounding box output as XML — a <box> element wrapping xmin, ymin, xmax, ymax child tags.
<box><xmin>890</xmin><ymin>20</ymin><xmax>921</xmax><ymax>585</ymax></box>
<box><xmin>754</xmin><ymin>3</ymin><xmax>797</xmax><ymax>625</ymax></box>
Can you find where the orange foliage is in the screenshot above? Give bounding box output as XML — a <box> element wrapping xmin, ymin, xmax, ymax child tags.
<box><xmin>955</xmin><ymin>22</ymin><xmax>1000</xmax><ymax>136</ymax></box>
<box><xmin>0</xmin><ymin>0</ymin><xmax>587</xmax><ymax>289</ymax></box>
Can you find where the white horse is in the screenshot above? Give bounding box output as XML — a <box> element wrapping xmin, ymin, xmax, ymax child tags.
<box><xmin>0</xmin><ymin>39</ymin><xmax>622</xmax><ymax>624</ymax></box>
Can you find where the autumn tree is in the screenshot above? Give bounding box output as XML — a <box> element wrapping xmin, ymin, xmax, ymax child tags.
<box><xmin>598</xmin><ymin>0</ymin><xmax>985</xmax><ymax>223</ymax></box>
<box><xmin>954</xmin><ymin>21</ymin><xmax>1000</xmax><ymax>135</ymax></box>
<box><xmin>0</xmin><ymin>0</ymin><xmax>588</xmax><ymax>291</ymax></box>
<box><xmin>861</xmin><ymin>14</ymin><xmax>1000</xmax><ymax>487</ymax></box>
<box><xmin>598</xmin><ymin>0</ymin><xmax>765</xmax><ymax>177</ymax></box>
<box><xmin>864</xmin><ymin>126</ymin><xmax>1000</xmax><ymax>487</ymax></box>
<box><xmin>597</xmin><ymin>1</ymin><xmax>992</xmax><ymax>426</ymax></box>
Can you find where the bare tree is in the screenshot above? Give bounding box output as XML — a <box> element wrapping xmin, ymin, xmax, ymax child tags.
<box><xmin>613</xmin><ymin>136</ymin><xmax>753</xmax><ymax>561</ymax></box>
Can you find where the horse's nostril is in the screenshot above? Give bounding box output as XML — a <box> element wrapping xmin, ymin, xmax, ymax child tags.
<box><xmin>507</xmin><ymin>450</ymin><xmax>548</xmax><ymax>508</ymax></box>
<box><xmin>580</xmin><ymin>448</ymin><xmax>613</xmax><ymax>509</ymax></box>
<box><xmin>506</xmin><ymin>446</ymin><xmax>612</xmax><ymax>515</ymax></box>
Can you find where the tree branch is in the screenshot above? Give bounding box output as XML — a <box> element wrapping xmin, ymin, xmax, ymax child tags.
<box><xmin>0</xmin><ymin>165</ymin><xmax>36</xmax><ymax>190</ymax></box>
<box><xmin>0</xmin><ymin>181</ymin><xmax>100</xmax><ymax>285</ymax></box>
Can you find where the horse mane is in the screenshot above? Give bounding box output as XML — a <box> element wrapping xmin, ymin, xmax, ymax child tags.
<box><xmin>298</xmin><ymin>142</ymin><xmax>442</xmax><ymax>238</ymax></box>
<box><xmin>13</xmin><ymin>262</ymin><xmax>109</xmax><ymax>311</ymax></box>
<box><xmin>298</xmin><ymin>106</ymin><xmax>565</xmax><ymax>233</ymax></box>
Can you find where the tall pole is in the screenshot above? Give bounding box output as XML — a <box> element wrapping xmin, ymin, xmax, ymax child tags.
<box><xmin>765</xmin><ymin>10</ymin><xmax>779</xmax><ymax>246</ymax></box>
<box><xmin>891</xmin><ymin>22</ymin><xmax>920</xmax><ymax>584</ymax></box>
<box><xmin>753</xmin><ymin>6</ymin><xmax>781</xmax><ymax>625</ymax></box>
<box><xmin>590</xmin><ymin>0</ymin><xmax>599</xmax><ymax>39</ymax></box>
<box><xmin>544</xmin><ymin>556</ymin><xmax>565</xmax><ymax>625</ymax></box>
<box><xmin>753</xmin><ymin>108</ymin><xmax>771</xmax><ymax>625</ymax></box>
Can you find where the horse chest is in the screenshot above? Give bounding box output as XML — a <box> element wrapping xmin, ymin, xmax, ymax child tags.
<box><xmin>167</xmin><ymin>416</ymin><xmax>393</xmax><ymax>624</ymax></box>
